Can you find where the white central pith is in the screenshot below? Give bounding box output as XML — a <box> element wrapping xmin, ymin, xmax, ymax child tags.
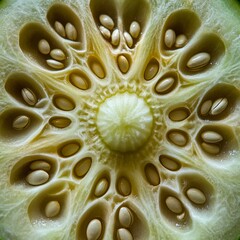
<box><xmin>96</xmin><ymin>93</ymin><xmax>153</xmax><ymax>153</ymax></box>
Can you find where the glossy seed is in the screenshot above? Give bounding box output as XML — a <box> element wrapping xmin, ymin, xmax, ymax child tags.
<box><xmin>117</xmin><ymin>228</ymin><xmax>133</xmax><ymax>240</ymax></box>
<box><xmin>45</xmin><ymin>201</ymin><xmax>61</xmax><ymax>218</ymax></box>
<box><xmin>210</xmin><ymin>98</ymin><xmax>228</xmax><ymax>115</ymax></box>
<box><xmin>155</xmin><ymin>77</ymin><xmax>175</xmax><ymax>94</ymax></box>
<box><xmin>21</xmin><ymin>88</ymin><xmax>37</xmax><ymax>106</ymax></box>
<box><xmin>70</xmin><ymin>73</ymin><xmax>90</xmax><ymax>90</ymax></box>
<box><xmin>145</xmin><ymin>164</ymin><xmax>160</xmax><ymax>186</ymax></box>
<box><xmin>201</xmin><ymin>142</ymin><xmax>220</xmax><ymax>155</ymax></box>
<box><xmin>25</xmin><ymin>170</ymin><xmax>49</xmax><ymax>186</ymax></box>
<box><xmin>99</xmin><ymin>14</ymin><xmax>114</xmax><ymax>30</ymax></box>
<box><xmin>166</xmin><ymin>196</ymin><xmax>183</xmax><ymax>214</ymax></box>
<box><xmin>65</xmin><ymin>22</ymin><xmax>77</xmax><ymax>41</ymax></box>
<box><xmin>186</xmin><ymin>188</ymin><xmax>206</xmax><ymax>205</ymax></box>
<box><xmin>94</xmin><ymin>178</ymin><xmax>109</xmax><ymax>197</ymax></box>
<box><xmin>129</xmin><ymin>21</ymin><xmax>140</xmax><ymax>38</ymax></box>
<box><xmin>164</xmin><ymin>29</ymin><xmax>176</xmax><ymax>48</ymax></box>
<box><xmin>12</xmin><ymin>115</ymin><xmax>30</xmax><ymax>130</ymax></box>
<box><xmin>54</xmin><ymin>21</ymin><xmax>66</xmax><ymax>37</ymax></box>
<box><xmin>60</xmin><ymin>142</ymin><xmax>80</xmax><ymax>157</ymax></box>
<box><xmin>187</xmin><ymin>52</ymin><xmax>211</xmax><ymax>69</ymax></box>
<box><xmin>117</xmin><ymin>177</ymin><xmax>131</xmax><ymax>196</ymax></box>
<box><xmin>86</xmin><ymin>219</ymin><xmax>102</xmax><ymax>240</ymax></box>
<box><xmin>201</xmin><ymin>131</ymin><xmax>223</xmax><ymax>143</ymax></box>
<box><xmin>49</xmin><ymin>117</ymin><xmax>71</xmax><ymax>128</ymax></box>
<box><xmin>175</xmin><ymin>34</ymin><xmax>188</xmax><ymax>48</ymax></box>
<box><xmin>50</xmin><ymin>49</ymin><xmax>66</xmax><ymax>61</ymax></box>
<box><xmin>30</xmin><ymin>160</ymin><xmax>51</xmax><ymax>171</ymax></box>
<box><xmin>124</xmin><ymin>32</ymin><xmax>133</xmax><ymax>48</ymax></box>
<box><xmin>99</xmin><ymin>26</ymin><xmax>111</xmax><ymax>39</ymax></box>
<box><xmin>168</xmin><ymin>130</ymin><xmax>188</xmax><ymax>146</ymax></box>
<box><xmin>53</xmin><ymin>96</ymin><xmax>75</xmax><ymax>111</ymax></box>
<box><xmin>169</xmin><ymin>107</ymin><xmax>190</xmax><ymax>121</ymax></box>
<box><xmin>144</xmin><ymin>59</ymin><xmax>159</xmax><ymax>80</ymax></box>
<box><xmin>117</xmin><ymin>55</ymin><xmax>130</xmax><ymax>73</ymax></box>
<box><xmin>111</xmin><ymin>29</ymin><xmax>120</xmax><ymax>46</ymax></box>
<box><xmin>38</xmin><ymin>39</ymin><xmax>50</xmax><ymax>55</ymax></box>
<box><xmin>90</xmin><ymin>61</ymin><xmax>105</xmax><ymax>79</ymax></box>
<box><xmin>74</xmin><ymin>157</ymin><xmax>92</xmax><ymax>178</ymax></box>
<box><xmin>46</xmin><ymin>59</ymin><xmax>64</xmax><ymax>69</ymax></box>
<box><xmin>159</xmin><ymin>155</ymin><xmax>180</xmax><ymax>171</ymax></box>
<box><xmin>200</xmin><ymin>100</ymin><xmax>212</xmax><ymax>115</ymax></box>
<box><xmin>119</xmin><ymin>207</ymin><xmax>133</xmax><ymax>227</ymax></box>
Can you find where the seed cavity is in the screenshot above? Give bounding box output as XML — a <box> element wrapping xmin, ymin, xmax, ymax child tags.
<box><xmin>119</xmin><ymin>207</ymin><xmax>133</xmax><ymax>228</ymax></box>
<box><xmin>200</xmin><ymin>100</ymin><xmax>212</xmax><ymax>115</ymax></box>
<box><xmin>74</xmin><ymin>157</ymin><xmax>92</xmax><ymax>178</ymax></box>
<box><xmin>201</xmin><ymin>142</ymin><xmax>220</xmax><ymax>155</ymax></box>
<box><xmin>59</xmin><ymin>141</ymin><xmax>81</xmax><ymax>157</ymax></box>
<box><xmin>129</xmin><ymin>21</ymin><xmax>140</xmax><ymax>38</ymax></box>
<box><xmin>164</xmin><ymin>29</ymin><xmax>176</xmax><ymax>48</ymax></box>
<box><xmin>12</xmin><ymin>115</ymin><xmax>30</xmax><ymax>130</ymax></box>
<box><xmin>186</xmin><ymin>188</ymin><xmax>206</xmax><ymax>205</ymax></box>
<box><xmin>89</xmin><ymin>58</ymin><xmax>106</xmax><ymax>79</ymax></box>
<box><xmin>53</xmin><ymin>95</ymin><xmax>75</xmax><ymax>111</ymax></box>
<box><xmin>25</xmin><ymin>170</ymin><xmax>49</xmax><ymax>186</ymax></box>
<box><xmin>86</xmin><ymin>219</ymin><xmax>102</xmax><ymax>240</ymax></box>
<box><xmin>54</xmin><ymin>21</ymin><xmax>66</xmax><ymax>38</ymax></box>
<box><xmin>169</xmin><ymin>107</ymin><xmax>190</xmax><ymax>121</ymax></box>
<box><xmin>159</xmin><ymin>155</ymin><xmax>180</xmax><ymax>171</ymax></box>
<box><xmin>117</xmin><ymin>177</ymin><xmax>131</xmax><ymax>196</ymax></box>
<box><xmin>201</xmin><ymin>131</ymin><xmax>223</xmax><ymax>143</ymax></box>
<box><xmin>99</xmin><ymin>26</ymin><xmax>111</xmax><ymax>39</ymax></box>
<box><xmin>111</xmin><ymin>29</ymin><xmax>120</xmax><ymax>46</ymax></box>
<box><xmin>65</xmin><ymin>22</ymin><xmax>77</xmax><ymax>41</ymax></box>
<box><xmin>117</xmin><ymin>55</ymin><xmax>130</xmax><ymax>73</ymax></box>
<box><xmin>69</xmin><ymin>72</ymin><xmax>91</xmax><ymax>90</ymax></box>
<box><xmin>99</xmin><ymin>14</ymin><xmax>114</xmax><ymax>30</ymax></box>
<box><xmin>45</xmin><ymin>200</ymin><xmax>61</xmax><ymax>218</ymax></box>
<box><xmin>210</xmin><ymin>98</ymin><xmax>228</xmax><ymax>115</ymax></box>
<box><xmin>167</xmin><ymin>130</ymin><xmax>188</xmax><ymax>147</ymax></box>
<box><xmin>124</xmin><ymin>32</ymin><xmax>133</xmax><ymax>48</ymax></box>
<box><xmin>165</xmin><ymin>196</ymin><xmax>183</xmax><ymax>214</ymax></box>
<box><xmin>144</xmin><ymin>163</ymin><xmax>160</xmax><ymax>186</ymax></box>
<box><xmin>38</xmin><ymin>39</ymin><xmax>50</xmax><ymax>55</ymax></box>
<box><xmin>21</xmin><ymin>88</ymin><xmax>38</xmax><ymax>106</ymax></box>
<box><xmin>30</xmin><ymin>160</ymin><xmax>51</xmax><ymax>171</ymax></box>
<box><xmin>46</xmin><ymin>59</ymin><xmax>64</xmax><ymax>69</ymax></box>
<box><xmin>144</xmin><ymin>58</ymin><xmax>159</xmax><ymax>80</ymax></box>
<box><xmin>50</xmin><ymin>49</ymin><xmax>66</xmax><ymax>61</ymax></box>
<box><xmin>49</xmin><ymin>117</ymin><xmax>71</xmax><ymax>128</ymax></box>
<box><xmin>94</xmin><ymin>177</ymin><xmax>109</xmax><ymax>197</ymax></box>
<box><xmin>117</xmin><ymin>228</ymin><xmax>133</xmax><ymax>240</ymax></box>
<box><xmin>187</xmin><ymin>52</ymin><xmax>211</xmax><ymax>70</ymax></box>
<box><xmin>175</xmin><ymin>34</ymin><xmax>188</xmax><ymax>48</ymax></box>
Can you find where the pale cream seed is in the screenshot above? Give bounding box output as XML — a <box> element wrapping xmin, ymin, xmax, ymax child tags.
<box><xmin>168</xmin><ymin>130</ymin><xmax>188</xmax><ymax>147</ymax></box>
<box><xmin>166</xmin><ymin>196</ymin><xmax>183</xmax><ymax>214</ymax></box>
<box><xmin>65</xmin><ymin>22</ymin><xmax>77</xmax><ymax>41</ymax></box>
<box><xmin>38</xmin><ymin>39</ymin><xmax>50</xmax><ymax>55</ymax></box>
<box><xmin>169</xmin><ymin>107</ymin><xmax>190</xmax><ymax>121</ymax></box>
<box><xmin>12</xmin><ymin>115</ymin><xmax>30</xmax><ymax>130</ymax></box>
<box><xmin>90</xmin><ymin>61</ymin><xmax>105</xmax><ymax>79</ymax></box>
<box><xmin>54</xmin><ymin>21</ymin><xmax>66</xmax><ymax>37</ymax></box>
<box><xmin>129</xmin><ymin>21</ymin><xmax>140</xmax><ymax>38</ymax></box>
<box><xmin>30</xmin><ymin>160</ymin><xmax>51</xmax><ymax>171</ymax></box>
<box><xmin>119</xmin><ymin>207</ymin><xmax>133</xmax><ymax>228</ymax></box>
<box><xmin>187</xmin><ymin>52</ymin><xmax>211</xmax><ymax>69</ymax></box>
<box><xmin>155</xmin><ymin>77</ymin><xmax>175</xmax><ymax>93</ymax></box>
<box><xmin>50</xmin><ymin>49</ymin><xmax>66</xmax><ymax>61</ymax></box>
<box><xmin>99</xmin><ymin>26</ymin><xmax>111</xmax><ymax>39</ymax></box>
<box><xmin>145</xmin><ymin>164</ymin><xmax>160</xmax><ymax>186</ymax></box>
<box><xmin>117</xmin><ymin>177</ymin><xmax>131</xmax><ymax>196</ymax></box>
<box><xmin>70</xmin><ymin>73</ymin><xmax>90</xmax><ymax>90</ymax></box>
<box><xmin>111</xmin><ymin>29</ymin><xmax>120</xmax><ymax>46</ymax></box>
<box><xmin>94</xmin><ymin>178</ymin><xmax>109</xmax><ymax>197</ymax></box>
<box><xmin>210</xmin><ymin>98</ymin><xmax>228</xmax><ymax>115</ymax></box>
<box><xmin>21</xmin><ymin>88</ymin><xmax>37</xmax><ymax>106</ymax></box>
<box><xmin>160</xmin><ymin>156</ymin><xmax>180</xmax><ymax>171</ymax></box>
<box><xmin>53</xmin><ymin>96</ymin><xmax>75</xmax><ymax>111</ymax></box>
<box><xmin>99</xmin><ymin>14</ymin><xmax>114</xmax><ymax>30</ymax></box>
<box><xmin>186</xmin><ymin>188</ymin><xmax>206</xmax><ymax>205</ymax></box>
<box><xmin>86</xmin><ymin>219</ymin><xmax>102</xmax><ymax>240</ymax></box>
<box><xmin>201</xmin><ymin>142</ymin><xmax>220</xmax><ymax>155</ymax></box>
<box><xmin>60</xmin><ymin>142</ymin><xmax>80</xmax><ymax>157</ymax></box>
<box><xmin>200</xmin><ymin>100</ymin><xmax>212</xmax><ymax>115</ymax></box>
<box><xmin>45</xmin><ymin>201</ymin><xmax>61</xmax><ymax>218</ymax></box>
<box><xmin>74</xmin><ymin>157</ymin><xmax>92</xmax><ymax>178</ymax></box>
<box><xmin>49</xmin><ymin>117</ymin><xmax>71</xmax><ymax>128</ymax></box>
<box><xmin>144</xmin><ymin>60</ymin><xmax>159</xmax><ymax>80</ymax></box>
<box><xmin>46</xmin><ymin>59</ymin><xmax>64</xmax><ymax>69</ymax></box>
<box><xmin>164</xmin><ymin>29</ymin><xmax>176</xmax><ymax>48</ymax></box>
<box><xmin>201</xmin><ymin>131</ymin><xmax>223</xmax><ymax>143</ymax></box>
<box><xmin>25</xmin><ymin>170</ymin><xmax>49</xmax><ymax>186</ymax></box>
<box><xmin>117</xmin><ymin>55</ymin><xmax>129</xmax><ymax>73</ymax></box>
<box><xmin>124</xmin><ymin>32</ymin><xmax>133</xmax><ymax>48</ymax></box>
<box><xmin>175</xmin><ymin>34</ymin><xmax>188</xmax><ymax>48</ymax></box>
<box><xmin>117</xmin><ymin>228</ymin><xmax>133</xmax><ymax>240</ymax></box>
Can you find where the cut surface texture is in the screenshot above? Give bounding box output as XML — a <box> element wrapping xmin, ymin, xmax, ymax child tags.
<box><xmin>0</xmin><ymin>0</ymin><xmax>240</xmax><ymax>240</ymax></box>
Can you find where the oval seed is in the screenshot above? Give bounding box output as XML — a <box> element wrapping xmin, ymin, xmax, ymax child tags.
<box><xmin>168</xmin><ymin>130</ymin><xmax>188</xmax><ymax>147</ymax></box>
<box><xmin>50</xmin><ymin>49</ymin><xmax>66</xmax><ymax>61</ymax></box>
<box><xmin>46</xmin><ymin>59</ymin><xmax>64</xmax><ymax>69</ymax></box>
<box><xmin>53</xmin><ymin>95</ymin><xmax>75</xmax><ymax>111</ymax></box>
<box><xmin>175</xmin><ymin>34</ymin><xmax>188</xmax><ymax>48</ymax></box>
<box><xmin>169</xmin><ymin>107</ymin><xmax>190</xmax><ymax>121</ymax></box>
<box><xmin>99</xmin><ymin>14</ymin><xmax>114</xmax><ymax>30</ymax></box>
<box><xmin>26</xmin><ymin>170</ymin><xmax>49</xmax><ymax>186</ymax></box>
<box><xmin>201</xmin><ymin>131</ymin><xmax>223</xmax><ymax>143</ymax></box>
<box><xmin>21</xmin><ymin>88</ymin><xmax>37</xmax><ymax>106</ymax></box>
<box><xmin>38</xmin><ymin>39</ymin><xmax>50</xmax><ymax>55</ymax></box>
<box><xmin>70</xmin><ymin>73</ymin><xmax>90</xmax><ymax>90</ymax></box>
<box><xmin>111</xmin><ymin>29</ymin><xmax>120</xmax><ymax>46</ymax></box>
<box><xmin>119</xmin><ymin>207</ymin><xmax>133</xmax><ymax>228</ymax></box>
<box><xmin>65</xmin><ymin>22</ymin><xmax>77</xmax><ymax>41</ymax></box>
<box><xmin>144</xmin><ymin>163</ymin><xmax>160</xmax><ymax>186</ymax></box>
<box><xmin>129</xmin><ymin>21</ymin><xmax>140</xmax><ymax>38</ymax></box>
<box><xmin>90</xmin><ymin>61</ymin><xmax>105</xmax><ymax>79</ymax></box>
<box><xmin>159</xmin><ymin>155</ymin><xmax>180</xmax><ymax>171</ymax></box>
<box><xmin>117</xmin><ymin>177</ymin><xmax>131</xmax><ymax>196</ymax></box>
<box><xmin>94</xmin><ymin>178</ymin><xmax>109</xmax><ymax>197</ymax></box>
<box><xmin>86</xmin><ymin>219</ymin><xmax>102</xmax><ymax>240</ymax></box>
<box><xmin>117</xmin><ymin>228</ymin><xmax>133</xmax><ymax>240</ymax></box>
<box><xmin>99</xmin><ymin>26</ymin><xmax>111</xmax><ymax>39</ymax></box>
<box><xmin>117</xmin><ymin>55</ymin><xmax>130</xmax><ymax>73</ymax></box>
<box><xmin>166</xmin><ymin>196</ymin><xmax>183</xmax><ymax>214</ymax></box>
<box><xmin>60</xmin><ymin>142</ymin><xmax>80</xmax><ymax>157</ymax></box>
<box><xmin>187</xmin><ymin>52</ymin><xmax>211</xmax><ymax>69</ymax></box>
<box><xmin>124</xmin><ymin>32</ymin><xmax>133</xmax><ymax>48</ymax></box>
<box><xmin>45</xmin><ymin>200</ymin><xmax>61</xmax><ymax>218</ymax></box>
<box><xmin>200</xmin><ymin>100</ymin><xmax>212</xmax><ymax>115</ymax></box>
<box><xmin>186</xmin><ymin>188</ymin><xmax>206</xmax><ymax>205</ymax></box>
<box><xmin>12</xmin><ymin>115</ymin><xmax>30</xmax><ymax>130</ymax></box>
<box><xmin>144</xmin><ymin>59</ymin><xmax>159</xmax><ymax>80</ymax></box>
<box><xmin>201</xmin><ymin>142</ymin><xmax>220</xmax><ymax>155</ymax></box>
<box><xmin>210</xmin><ymin>98</ymin><xmax>228</xmax><ymax>115</ymax></box>
<box><xmin>164</xmin><ymin>29</ymin><xmax>176</xmax><ymax>48</ymax></box>
<box><xmin>155</xmin><ymin>77</ymin><xmax>175</xmax><ymax>94</ymax></box>
<box><xmin>54</xmin><ymin>21</ymin><xmax>66</xmax><ymax>37</ymax></box>
<box><xmin>49</xmin><ymin>117</ymin><xmax>71</xmax><ymax>128</ymax></box>
<box><xmin>74</xmin><ymin>157</ymin><xmax>92</xmax><ymax>178</ymax></box>
<box><xmin>30</xmin><ymin>160</ymin><xmax>51</xmax><ymax>171</ymax></box>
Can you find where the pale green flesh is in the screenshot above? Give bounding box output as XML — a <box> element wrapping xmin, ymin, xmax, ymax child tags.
<box><xmin>0</xmin><ymin>0</ymin><xmax>240</xmax><ymax>240</ymax></box>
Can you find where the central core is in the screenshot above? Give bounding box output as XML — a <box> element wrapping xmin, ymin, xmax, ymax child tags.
<box><xmin>96</xmin><ymin>92</ymin><xmax>153</xmax><ymax>153</ymax></box>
